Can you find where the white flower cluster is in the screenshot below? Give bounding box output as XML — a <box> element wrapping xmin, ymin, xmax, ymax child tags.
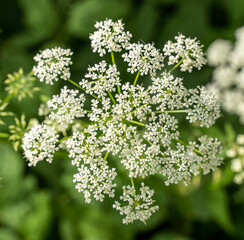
<box><xmin>227</xmin><ymin>134</ymin><xmax>244</xmax><ymax>184</ymax></box>
<box><xmin>113</xmin><ymin>183</ymin><xmax>159</xmax><ymax>224</ymax></box>
<box><xmin>79</xmin><ymin>60</ymin><xmax>120</xmax><ymax>98</ymax></box>
<box><xmin>66</xmin><ymin>129</ymin><xmax>117</xmax><ymax>203</ymax></box>
<box><xmin>90</xmin><ymin>19</ymin><xmax>132</xmax><ymax>56</ymax></box>
<box><xmin>159</xmin><ymin>136</ymin><xmax>223</xmax><ymax>186</ymax></box>
<box><xmin>186</xmin><ymin>86</ymin><xmax>221</xmax><ymax>128</ymax></box>
<box><xmin>22</xmin><ymin>124</ymin><xmax>59</xmax><ymax>166</ymax></box>
<box><xmin>33</xmin><ymin>47</ymin><xmax>73</xmax><ymax>85</ymax></box>
<box><xmin>149</xmin><ymin>72</ymin><xmax>220</xmax><ymax>128</ymax></box>
<box><xmin>23</xmin><ymin>19</ymin><xmax>223</xmax><ymax>224</ymax></box>
<box><xmin>122</xmin><ymin>43</ymin><xmax>164</xmax><ymax>76</ymax></box>
<box><xmin>47</xmin><ymin>86</ymin><xmax>86</xmax><ymax>127</ymax></box>
<box><xmin>163</xmin><ymin>33</ymin><xmax>207</xmax><ymax>72</ymax></box>
<box><xmin>207</xmin><ymin>26</ymin><xmax>244</xmax><ymax>123</ymax></box>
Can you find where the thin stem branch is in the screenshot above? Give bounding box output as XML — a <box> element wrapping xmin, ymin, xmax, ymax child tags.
<box><xmin>130</xmin><ymin>177</ymin><xmax>135</xmax><ymax>187</ymax></box>
<box><xmin>67</xmin><ymin>79</ymin><xmax>102</xmax><ymax>103</ymax></box>
<box><xmin>111</xmin><ymin>51</ymin><xmax>121</xmax><ymax>94</ymax></box>
<box><xmin>168</xmin><ymin>59</ymin><xmax>183</xmax><ymax>73</ymax></box>
<box><xmin>127</xmin><ymin>120</ymin><xmax>145</xmax><ymax>127</ymax></box>
<box><xmin>107</xmin><ymin>91</ymin><xmax>116</xmax><ymax>105</ymax></box>
<box><xmin>152</xmin><ymin>110</ymin><xmax>187</xmax><ymax>114</ymax></box>
<box><xmin>111</xmin><ymin>51</ymin><xmax>116</xmax><ymax>65</ymax></box>
<box><xmin>58</xmin><ymin>135</ymin><xmax>72</xmax><ymax>143</ymax></box>
<box><xmin>0</xmin><ymin>132</ymin><xmax>10</xmax><ymax>138</ymax></box>
<box><xmin>133</xmin><ymin>70</ymin><xmax>141</xmax><ymax>86</ymax></box>
<box><xmin>104</xmin><ymin>151</ymin><xmax>109</xmax><ymax>161</ymax></box>
<box><xmin>0</xmin><ymin>93</ymin><xmax>15</xmax><ymax>108</ymax></box>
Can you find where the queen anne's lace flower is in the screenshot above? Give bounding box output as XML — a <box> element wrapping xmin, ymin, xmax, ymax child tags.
<box><xmin>22</xmin><ymin>124</ymin><xmax>59</xmax><ymax>166</ymax></box>
<box><xmin>90</xmin><ymin>19</ymin><xmax>132</xmax><ymax>56</ymax></box>
<box><xmin>163</xmin><ymin>33</ymin><xmax>207</xmax><ymax>72</ymax></box>
<box><xmin>47</xmin><ymin>86</ymin><xmax>86</xmax><ymax>128</ymax></box>
<box><xmin>33</xmin><ymin>47</ymin><xmax>73</xmax><ymax>85</ymax></box>
<box><xmin>23</xmin><ymin>19</ymin><xmax>223</xmax><ymax>224</ymax></box>
<box><xmin>122</xmin><ymin>43</ymin><xmax>164</xmax><ymax>76</ymax></box>
<box><xmin>113</xmin><ymin>183</ymin><xmax>159</xmax><ymax>224</ymax></box>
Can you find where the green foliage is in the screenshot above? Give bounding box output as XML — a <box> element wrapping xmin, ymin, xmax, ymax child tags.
<box><xmin>67</xmin><ymin>0</ymin><xmax>131</xmax><ymax>39</ymax></box>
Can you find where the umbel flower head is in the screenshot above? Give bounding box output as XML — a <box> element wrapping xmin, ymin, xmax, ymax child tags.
<box><xmin>23</xmin><ymin>19</ymin><xmax>223</xmax><ymax>224</ymax></box>
<box><xmin>207</xmin><ymin>26</ymin><xmax>244</xmax><ymax>123</ymax></box>
<box><xmin>90</xmin><ymin>19</ymin><xmax>132</xmax><ymax>56</ymax></box>
<box><xmin>33</xmin><ymin>47</ymin><xmax>73</xmax><ymax>85</ymax></box>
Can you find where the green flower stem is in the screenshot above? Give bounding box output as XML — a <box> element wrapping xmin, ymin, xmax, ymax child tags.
<box><xmin>67</xmin><ymin>79</ymin><xmax>102</xmax><ymax>103</ymax></box>
<box><xmin>133</xmin><ymin>70</ymin><xmax>141</xmax><ymax>87</ymax></box>
<box><xmin>0</xmin><ymin>92</ymin><xmax>15</xmax><ymax>107</ymax></box>
<box><xmin>58</xmin><ymin>135</ymin><xmax>72</xmax><ymax>143</ymax></box>
<box><xmin>85</xmin><ymin>110</ymin><xmax>93</xmax><ymax>113</ymax></box>
<box><xmin>130</xmin><ymin>177</ymin><xmax>135</xmax><ymax>187</ymax></box>
<box><xmin>175</xmin><ymin>139</ymin><xmax>203</xmax><ymax>156</ymax></box>
<box><xmin>104</xmin><ymin>151</ymin><xmax>109</xmax><ymax>161</ymax></box>
<box><xmin>111</xmin><ymin>51</ymin><xmax>116</xmax><ymax>65</ymax></box>
<box><xmin>127</xmin><ymin>120</ymin><xmax>145</xmax><ymax>127</ymax></box>
<box><xmin>166</xmin><ymin>110</ymin><xmax>187</xmax><ymax>113</ymax></box>
<box><xmin>0</xmin><ymin>132</ymin><xmax>10</xmax><ymax>138</ymax></box>
<box><xmin>128</xmin><ymin>70</ymin><xmax>141</xmax><ymax>101</ymax></box>
<box><xmin>107</xmin><ymin>91</ymin><xmax>116</xmax><ymax>105</ymax></box>
<box><xmin>168</xmin><ymin>59</ymin><xmax>183</xmax><ymax>73</ymax></box>
<box><xmin>111</xmin><ymin>51</ymin><xmax>121</xmax><ymax>94</ymax></box>
<box><xmin>152</xmin><ymin>110</ymin><xmax>187</xmax><ymax>114</ymax></box>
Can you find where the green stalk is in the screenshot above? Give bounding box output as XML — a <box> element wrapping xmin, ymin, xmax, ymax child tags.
<box><xmin>152</xmin><ymin>110</ymin><xmax>187</xmax><ymax>114</ymax></box>
<box><xmin>133</xmin><ymin>70</ymin><xmax>141</xmax><ymax>86</ymax></box>
<box><xmin>67</xmin><ymin>79</ymin><xmax>102</xmax><ymax>103</ymax></box>
<box><xmin>130</xmin><ymin>177</ymin><xmax>135</xmax><ymax>187</ymax></box>
<box><xmin>107</xmin><ymin>91</ymin><xmax>116</xmax><ymax>105</ymax></box>
<box><xmin>127</xmin><ymin>120</ymin><xmax>145</xmax><ymax>127</ymax></box>
<box><xmin>0</xmin><ymin>93</ymin><xmax>15</xmax><ymax>107</ymax></box>
<box><xmin>104</xmin><ymin>151</ymin><xmax>109</xmax><ymax>161</ymax></box>
<box><xmin>111</xmin><ymin>51</ymin><xmax>121</xmax><ymax>94</ymax></box>
<box><xmin>0</xmin><ymin>132</ymin><xmax>10</xmax><ymax>138</ymax></box>
<box><xmin>168</xmin><ymin>59</ymin><xmax>183</xmax><ymax>73</ymax></box>
<box><xmin>58</xmin><ymin>135</ymin><xmax>72</xmax><ymax>143</ymax></box>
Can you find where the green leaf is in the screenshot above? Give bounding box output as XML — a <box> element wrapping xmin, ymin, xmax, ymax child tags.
<box><xmin>19</xmin><ymin>0</ymin><xmax>59</xmax><ymax>36</ymax></box>
<box><xmin>206</xmin><ymin>187</ymin><xmax>234</xmax><ymax>233</ymax></box>
<box><xmin>20</xmin><ymin>192</ymin><xmax>52</xmax><ymax>240</ymax></box>
<box><xmin>0</xmin><ymin>143</ymin><xmax>24</xmax><ymax>203</ymax></box>
<box><xmin>0</xmin><ymin>228</ymin><xmax>20</xmax><ymax>240</ymax></box>
<box><xmin>67</xmin><ymin>0</ymin><xmax>131</xmax><ymax>39</ymax></box>
<box><xmin>224</xmin><ymin>123</ymin><xmax>236</xmax><ymax>143</ymax></box>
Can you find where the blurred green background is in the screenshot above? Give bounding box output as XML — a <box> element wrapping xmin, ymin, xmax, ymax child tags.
<box><xmin>1</xmin><ymin>0</ymin><xmax>244</xmax><ymax>239</ymax></box>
